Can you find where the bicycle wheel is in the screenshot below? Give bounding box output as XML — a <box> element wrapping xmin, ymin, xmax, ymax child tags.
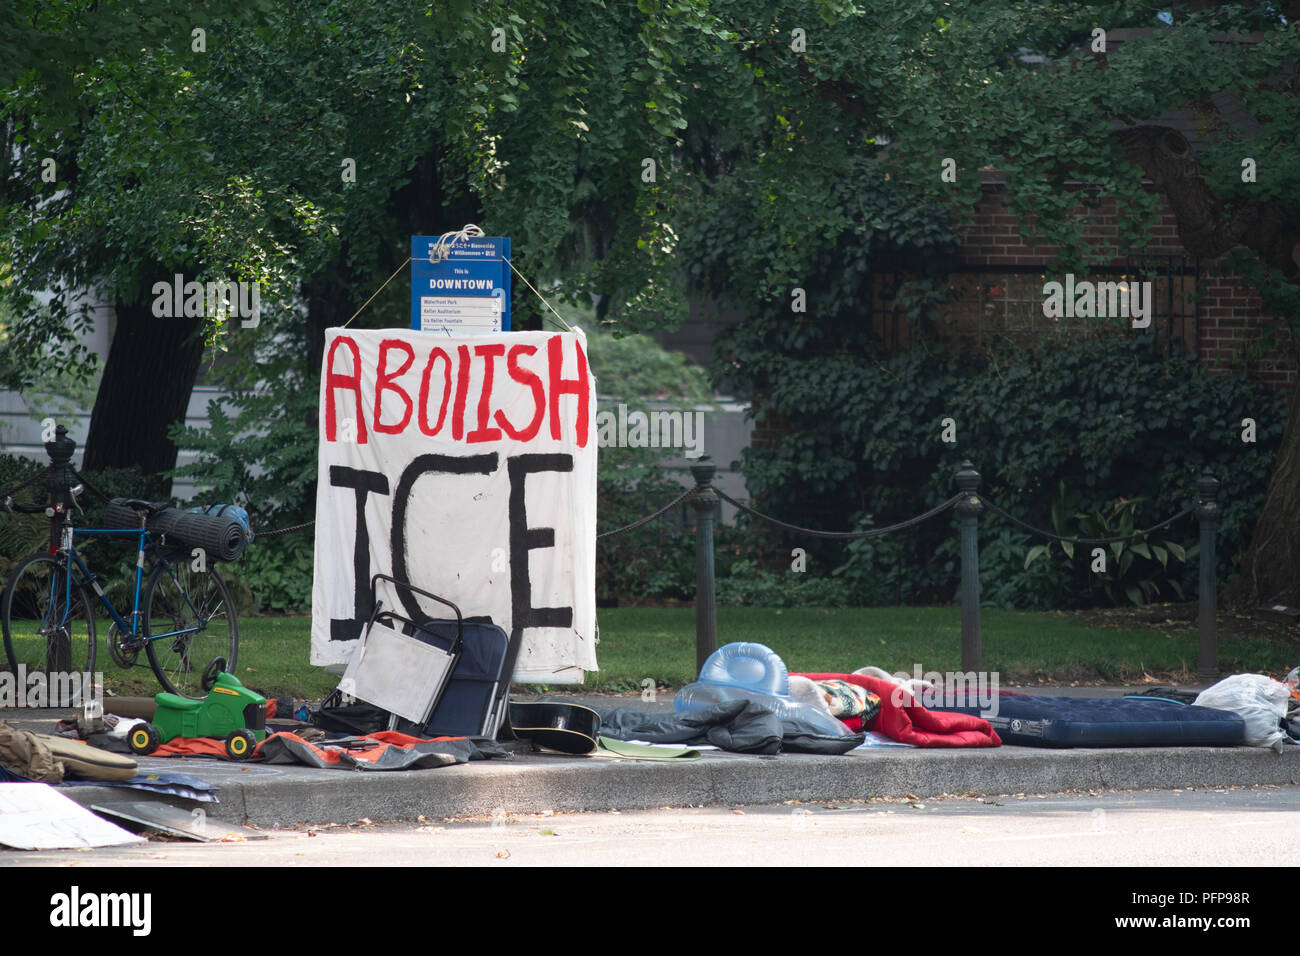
<box><xmin>1</xmin><ymin>552</ymin><xmax>97</xmax><ymax>705</ymax></box>
<box><xmin>143</xmin><ymin>559</ymin><xmax>238</xmax><ymax>699</ymax></box>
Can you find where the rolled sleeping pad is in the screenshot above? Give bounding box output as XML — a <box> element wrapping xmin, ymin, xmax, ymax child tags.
<box><xmin>101</xmin><ymin>500</ymin><xmax>187</xmax><ymax>540</ymax></box>
<box><xmin>104</xmin><ymin>697</ymin><xmax>158</xmax><ymax>720</ymax></box>
<box><xmin>101</xmin><ymin>499</ymin><xmax>151</xmax><ymax>533</ymax></box>
<box><xmin>187</xmin><ymin>503</ymin><xmax>254</xmax><ymax>544</ymax></box>
<box><xmin>167</xmin><ymin>509</ymin><xmax>248</xmax><ymax>562</ymax></box>
<box><xmin>102</xmin><ymin>499</ymin><xmax>248</xmax><ymax>562</ymax></box>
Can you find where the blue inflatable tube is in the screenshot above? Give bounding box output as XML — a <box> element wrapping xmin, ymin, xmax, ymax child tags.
<box><xmin>674</xmin><ymin>642</ymin><xmax>852</xmax><ymax>737</ymax></box>
<box><xmin>696</xmin><ymin>641</ymin><xmax>789</xmax><ymax>696</ymax></box>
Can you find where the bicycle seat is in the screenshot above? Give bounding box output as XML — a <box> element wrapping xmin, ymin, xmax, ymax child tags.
<box><xmin>119</xmin><ymin>499</ymin><xmax>169</xmax><ymax>515</ymax></box>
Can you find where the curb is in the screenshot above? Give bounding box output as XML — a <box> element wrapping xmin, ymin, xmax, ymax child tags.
<box><xmin>53</xmin><ymin>745</ymin><xmax>1300</xmax><ymax>827</ymax></box>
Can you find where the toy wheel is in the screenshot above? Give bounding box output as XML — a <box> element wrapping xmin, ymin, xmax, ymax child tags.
<box><xmin>128</xmin><ymin>723</ymin><xmax>161</xmax><ymax>756</ymax></box>
<box><xmin>225</xmin><ymin>728</ymin><xmax>256</xmax><ymax>760</ymax></box>
<box><xmin>201</xmin><ymin>657</ymin><xmax>226</xmax><ymax>693</ymax></box>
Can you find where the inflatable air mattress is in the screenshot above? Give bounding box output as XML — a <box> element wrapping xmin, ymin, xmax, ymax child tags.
<box><xmin>932</xmin><ymin>695</ymin><xmax>1245</xmax><ymax>748</ymax></box>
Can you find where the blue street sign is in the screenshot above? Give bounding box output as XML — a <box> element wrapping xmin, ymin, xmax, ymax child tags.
<box><xmin>410</xmin><ymin>235</ymin><xmax>511</xmax><ymax>332</ymax></box>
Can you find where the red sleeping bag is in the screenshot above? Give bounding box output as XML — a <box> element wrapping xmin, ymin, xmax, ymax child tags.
<box><xmin>795</xmin><ymin>673</ymin><xmax>1002</xmax><ymax>748</ymax></box>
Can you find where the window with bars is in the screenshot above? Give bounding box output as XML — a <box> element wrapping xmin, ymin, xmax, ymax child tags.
<box><xmin>872</xmin><ymin>257</ymin><xmax>1199</xmax><ymax>356</ymax></box>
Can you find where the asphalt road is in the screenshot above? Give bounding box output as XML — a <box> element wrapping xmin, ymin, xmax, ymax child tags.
<box><xmin>12</xmin><ymin>782</ymin><xmax>1300</xmax><ymax>867</ymax></box>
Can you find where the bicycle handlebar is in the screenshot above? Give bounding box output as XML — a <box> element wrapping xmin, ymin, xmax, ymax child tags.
<box><xmin>4</xmin><ymin>482</ymin><xmax>82</xmax><ymax>517</ymax></box>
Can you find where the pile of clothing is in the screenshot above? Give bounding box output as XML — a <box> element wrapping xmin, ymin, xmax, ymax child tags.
<box><xmin>596</xmin><ymin>643</ymin><xmax>1300</xmax><ymax>754</ymax></box>
<box><xmin>594</xmin><ymin>643</ymin><xmax>1000</xmax><ymax>754</ymax></box>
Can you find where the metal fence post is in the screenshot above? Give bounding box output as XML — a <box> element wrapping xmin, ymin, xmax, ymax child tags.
<box><xmin>955</xmin><ymin>460</ymin><xmax>983</xmax><ymax>672</ymax></box>
<box><xmin>690</xmin><ymin>458</ymin><xmax>719</xmax><ymax>675</ymax></box>
<box><xmin>44</xmin><ymin>424</ymin><xmax>77</xmax><ymax>541</ymax></box>
<box><xmin>42</xmin><ymin>424</ymin><xmax>78</xmax><ymax>672</ymax></box>
<box><xmin>1196</xmin><ymin>467</ymin><xmax>1220</xmax><ymax>683</ymax></box>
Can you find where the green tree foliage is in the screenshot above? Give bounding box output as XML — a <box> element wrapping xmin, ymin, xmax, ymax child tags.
<box><xmin>3</xmin><ymin>1</ymin><xmax>1298</xmax><ymax>607</ymax></box>
<box><xmin>1</xmin><ymin>0</ymin><xmax>722</xmax><ymax>482</ymax></box>
<box><xmin>0</xmin><ymin>0</ymin><xmax>722</xmax><ymax>376</ymax></box>
<box><xmin>671</xmin><ymin>1</ymin><xmax>1299</xmax><ymax>606</ymax></box>
<box><xmin>585</xmin><ymin>317</ymin><xmax>713</xmax><ymax>606</ymax></box>
<box><xmin>732</xmin><ymin>335</ymin><xmax>1283</xmax><ymax>609</ymax></box>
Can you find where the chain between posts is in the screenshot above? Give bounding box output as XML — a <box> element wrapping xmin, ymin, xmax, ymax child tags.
<box><xmin>203</xmin><ymin>493</ymin><xmax>705</xmax><ymax>542</ymax></box>
<box><xmin>69</xmin><ymin>469</ymin><xmax>112</xmax><ymax>504</ymax></box>
<box><xmin>963</xmin><ymin>464</ymin><xmax>1219</xmax><ymax>678</ymax></box>
<box><xmin>7</xmin><ymin>437</ymin><xmax>1224</xmax><ymax>681</ymax></box>
<box><xmin>712</xmin><ymin>487</ymin><xmax>965</xmax><ymax>538</ymax></box>
<box><xmin>199</xmin><ymin>486</ymin><xmax>702</xmax><ymax>542</ymax></box>
<box><xmin>979</xmin><ymin>497</ymin><xmax>1195</xmax><ymax>545</ymax></box>
<box><xmin>257</xmin><ymin>521</ymin><xmax>316</xmax><ymax>539</ymax></box>
<box><xmin>596</xmin><ymin>487</ymin><xmax>701</xmax><ymax>540</ymax></box>
<box><xmin>681</xmin><ymin>458</ymin><xmax>1220</xmax><ymax>679</ymax></box>
<box><xmin>0</xmin><ymin>465</ymin><xmax>53</xmax><ymax>503</ymax></box>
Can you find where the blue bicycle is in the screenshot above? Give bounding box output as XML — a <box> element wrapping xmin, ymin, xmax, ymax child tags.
<box><xmin>2</xmin><ymin>488</ymin><xmax>237</xmax><ymax>700</ymax></box>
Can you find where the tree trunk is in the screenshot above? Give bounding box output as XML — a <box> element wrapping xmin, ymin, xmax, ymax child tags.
<box><xmin>304</xmin><ymin>255</ymin><xmax>359</xmax><ymax>376</ymax></box>
<box><xmin>303</xmin><ymin>146</ymin><xmax>482</xmax><ymax>370</ymax></box>
<box><xmin>81</xmin><ymin>297</ymin><xmax>206</xmax><ymax>492</ymax></box>
<box><xmin>1111</xmin><ymin>125</ymin><xmax>1300</xmax><ymax>609</ymax></box>
<box><xmin>1224</xmin><ymin>375</ymin><xmax>1300</xmax><ymax>608</ymax></box>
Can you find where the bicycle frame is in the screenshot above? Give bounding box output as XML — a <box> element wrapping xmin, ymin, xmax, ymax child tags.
<box><xmin>53</xmin><ymin>523</ymin><xmax>204</xmax><ymax>646</ymax></box>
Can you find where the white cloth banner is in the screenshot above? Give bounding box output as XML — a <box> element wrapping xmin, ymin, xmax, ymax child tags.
<box><xmin>310</xmin><ymin>328</ymin><xmax>597</xmax><ymax>683</ymax></box>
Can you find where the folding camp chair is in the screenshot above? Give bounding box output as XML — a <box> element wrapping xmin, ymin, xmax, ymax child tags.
<box><xmin>339</xmin><ymin>575</ymin><xmax>464</xmax><ymax>729</ymax></box>
<box><xmin>365</xmin><ymin>574</ymin><xmax>512</xmax><ymax>740</ymax></box>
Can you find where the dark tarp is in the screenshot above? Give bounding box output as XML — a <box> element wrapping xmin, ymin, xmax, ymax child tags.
<box><xmin>257</xmin><ymin>730</ymin><xmax>509</xmax><ymax>770</ymax></box>
<box><xmin>595</xmin><ymin>699</ymin><xmax>865</xmax><ymax>755</ymax></box>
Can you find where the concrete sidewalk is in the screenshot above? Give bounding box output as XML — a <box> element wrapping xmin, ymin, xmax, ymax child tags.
<box><xmin>4</xmin><ymin>685</ymin><xmax>1298</xmax><ymax>827</ymax></box>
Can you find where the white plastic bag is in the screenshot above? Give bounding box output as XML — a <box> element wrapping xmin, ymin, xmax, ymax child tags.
<box><xmin>1194</xmin><ymin>674</ymin><xmax>1292</xmax><ymax>752</ymax></box>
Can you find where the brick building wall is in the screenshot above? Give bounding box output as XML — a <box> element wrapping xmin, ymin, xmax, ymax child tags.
<box><xmin>747</xmin><ymin>176</ymin><xmax>1295</xmax><ymax>460</ymax></box>
<box><xmin>747</xmin><ymin>391</ymin><xmax>788</xmax><ymax>453</ymax></box>
<box><xmin>901</xmin><ymin>175</ymin><xmax>1297</xmax><ymax>391</ymax></box>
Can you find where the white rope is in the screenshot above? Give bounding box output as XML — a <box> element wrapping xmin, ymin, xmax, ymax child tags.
<box><xmin>501</xmin><ymin>255</ymin><xmax>574</xmax><ymax>332</ymax></box>
<box><xmin>431</xmin><ymin>223</ymin><xmax>574</xmax><ymax>333</ymax></box>
<box><xmin>340</xmin><ymin>223</ymin><xmax>577</xmax><ymax>334</ymax></box>
<box><xmin>429</xmin><ymin>223</ymin><xmax>486</xmax><ymax>263</ymax></box>
<box><xmin>341</xmin><ymin>257</ymin><xmax>412</xmax><ymax>328</ymax></box>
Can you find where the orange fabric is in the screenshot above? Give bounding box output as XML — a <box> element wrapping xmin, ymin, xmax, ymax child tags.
<box><xmin>251</xmin><ymin>730</ymin><xmax>472</xmax><ymax>765</ymax></box>
<box><xmin>366</xmin><ymin>730</ymin><xmax>464</xmax><ymax>746</ymax></box>
<box><xmin>149</xmin><ymin>729</ymin><xmax>473</xmax><ymax>762</ymax></box>
<box><xmin>152</xmin><ymin>736</ymin><xmax>230</xmax><ymax>758</ymax></box>
<box><xmin>256</xmin><ymin>731</ymin><xmax>345</xmax><ymax>764</ymax></box>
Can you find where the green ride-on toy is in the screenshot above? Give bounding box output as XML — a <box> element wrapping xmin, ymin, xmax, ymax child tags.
<box><xmin>128</xmin><ymin>658</ymin><xmax>267</xmax><ymax>760</ymax></box>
